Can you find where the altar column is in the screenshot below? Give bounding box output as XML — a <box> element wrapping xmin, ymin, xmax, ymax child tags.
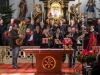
<box><xmin>62</xmin><ymin>2</ymin><xmax>69</xmax><ymax>24</ymax></box>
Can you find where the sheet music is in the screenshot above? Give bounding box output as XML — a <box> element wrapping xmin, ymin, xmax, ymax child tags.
<box><xmin>42</xmin><ymin>38</ymin><xmax>48</xmax><ymax>44</ymax></box>
<box><xmin>55</xmin><ymin>39</ymin><xmax>62</xmax><ymax>44</ymax></box>
<box><xmin>64</xmin><ymin>38</ymin><xmax>71</xmax><ymax>44</ymax></box>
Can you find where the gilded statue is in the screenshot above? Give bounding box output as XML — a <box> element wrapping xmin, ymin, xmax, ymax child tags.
<box><xmin>70</xmin><ymin>3</ymin><xmax>81</xmax><ymax>19</ymax></box>
<box><xmin>19</xmin><ymin>0</ymin><xmax>28</xmax><ymax>19</ymax></box>
<box><xmin>30</xmin><ymin>4</ymin><xmax>42</xmax><ymax>18</ymax></box>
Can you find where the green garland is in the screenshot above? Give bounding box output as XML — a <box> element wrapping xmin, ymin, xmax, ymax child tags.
<box><xmin>77</xmin><ymin>54</ymin><xmax>96</xmax><ymax>63</ymax></box>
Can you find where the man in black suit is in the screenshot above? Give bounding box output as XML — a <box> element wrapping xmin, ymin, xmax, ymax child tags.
<box><xmin>95</xmin><ymin>19</ymin><xmax>100</xmax><ymax>39</ymax></box>
<box><xmin>7</xmin><ymin>19</ymin><xmax>15</xmax><ymax>31</ymax></box>
<box><xmin>69</xmin><ymin>20</ymin><xmax>77</xmax><ymax>28</ymax></box>
<box><xmin>91</xmin><ymin>54</ymin><xmax>100</xmax><ymax>75</ymax></box>
<box><xmin>39</xmin><ymin>22</ymin><xmax>46</xmax><ymax>31</ymax></box>
<box><xmin>9</xmin><ymin>23</ymin><xmax>23</xmax><ymax>69</ymax></box>
<box><xmin>28</xmin><ymin>20</ymin><xmax>36</xmax><ymax>31</ymax></box>
<box><xmin>78</xmin><ymin>17</ymin><xmax>87</xmax><ymax>31</ymax></box>
<box><xmin>58</xmin><ymin>20</ymin><xmax>66</xmax><ymax>36</ymax></box>
<box><xmin>0</xmin><ymin>19</ymin><xmax>6</xmax><ymax>46</ymax></box>
<box><xmin>49</xmin><ymin>20</ymin><xmax>56</xmax><ymax>33</ymax></box>
<box><xmin>68</xmin><ymin>27</ymin><xmax>79</xmax><ymax>67</ymax></box>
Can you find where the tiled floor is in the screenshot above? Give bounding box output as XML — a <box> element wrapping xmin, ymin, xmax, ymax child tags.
<box><xmin>0</xmin><ymin>63</ymin><xmax>82</xmax><ymax>75</ymax></box>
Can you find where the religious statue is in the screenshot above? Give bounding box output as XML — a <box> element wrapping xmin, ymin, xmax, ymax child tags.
<box><xmin>30</xmin><ymin>4</ymin><xmax>42</xmax><ymax>18</ymax></box>
<box><xmin>70</xmin><ymin>3</ymin><xmax>81</xmax><ymax>20</ymax></box>
<box><xmin>86</xmin><ymin>0</ymin><xmax>95</xmax><ymax>18</ymax></box>
<box><xmin>19</xmin><ymin>0</ymin><xmax>28</xmax><ymax>19</ymax></box>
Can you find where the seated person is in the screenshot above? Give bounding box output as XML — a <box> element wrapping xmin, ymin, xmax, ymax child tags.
<box><xmin>40</xmin><ymin>29</ymin><xmax>49</xmax><ymax>48</ymax></box>
<box><xmin>91</xmin><ymin>53</ymin><xmax>100</xmax><ymax>75</ymax></box>
<box><xmin>53</xmin><ymin>27</ymin><xmax>63</xmax><ymax>48</ymax></box>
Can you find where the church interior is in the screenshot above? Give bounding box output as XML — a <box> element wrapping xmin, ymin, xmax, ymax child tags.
<box><xmin>0</xmin><ymin>0</ymin><xmax>100</xmax><ymax>75</ymax></box>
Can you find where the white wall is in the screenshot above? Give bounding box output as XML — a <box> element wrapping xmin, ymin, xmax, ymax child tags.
<box><xmin>9</xmin><ymin>0</ymin><xmax>19</xmax><ymax>19</ymax></box>
<box><xmin>9</xmin><ymin>0</ymin><xmax>100</xmax><ymax>19</ymax></box>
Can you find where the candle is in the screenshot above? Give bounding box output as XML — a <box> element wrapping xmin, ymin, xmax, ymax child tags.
<box><xmin>31</xmin><ymin>12</ymin><xmax>33</xmax><ymax>20</ymax></box>
<box><xmin>63</xmin><ymin>40</ymin><xmax>66</xmax><ymax>45</ymax></box>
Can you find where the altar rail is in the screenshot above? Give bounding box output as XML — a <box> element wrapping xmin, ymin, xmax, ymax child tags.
<box><xmin>0</xmin><ymin>46</ymin><xmax>99</xmax><ymax>64</ymax></box>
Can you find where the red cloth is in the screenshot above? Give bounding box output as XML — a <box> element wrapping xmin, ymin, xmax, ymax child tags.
<box><xmin>86</xmin><ymin>33</ymin><xmax>98</xmax><ymax>54</ymax></box>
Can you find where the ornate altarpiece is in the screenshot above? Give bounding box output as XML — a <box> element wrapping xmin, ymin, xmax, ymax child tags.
<box><xmin>39</xmin><ymin>0</ymin><xmax>75</xmax><ymax>25</ymax></box>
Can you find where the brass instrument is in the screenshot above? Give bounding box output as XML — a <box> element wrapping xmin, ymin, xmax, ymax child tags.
<box><xmin>16</xmin><ymin>20</ymin><xmax>27</xmax><ymax>45</ymax></box>
<box><xmin>48</xmin><ymin>33</ymin><xmax>53</xmax><ymax>39</ymax></box>
<box><xmin>76</xmin><ymin>34</ymin><xmax>85</xmax><ymax>41</ymax></box>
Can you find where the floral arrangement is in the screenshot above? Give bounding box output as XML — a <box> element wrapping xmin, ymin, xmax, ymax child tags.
<box><xmin>77</xmin><ymin>49</ymin><xmax>96</xmax><ymax>63</ymax></box>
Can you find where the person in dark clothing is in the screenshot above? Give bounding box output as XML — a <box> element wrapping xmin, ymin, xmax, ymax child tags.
<box><xmin>39</xmin><ymin>22</ymin><xmax>46</xmax><ymax>31</ymax></box>
<box><xmin>57</xmin><ymin>20</ymin><xmax>66</xmax><ymax>36</ymax></box>
<box><xmin>78</xmin><ymin>18</ymin><xmax>87</xmax><ymax>31</ymax></box>
<box><xmin>53</xmin><ymin>27</ymin><xmax>63</xmax><ymax>48</ymax></box>
<box><xmin>91</xmin><ymin>54</ymin><xmax>100</xmax><ymax>75</ymax></box>
<box><xmin>7</xmin><ymin>19</ymin><xmax>14</xmax><ymax>31</ymax></box>
<box><xmin>66</xmin><ymin>26</ymin><xmax>72</xmax><ymax>37</ymax></box>
<box><xmin>83</xmin><ymin>28</ymin><xmax>90</xmax><ymax>49</ymax></box>
<box><xmin>40</xmin><ymin>29</ymin><xmax>49</xmax><ymax>48</ymax></box>
<box><xmin>23</xmin><ymin>28</ymin><xmax>31</xmax><ymax>46</ymax></box>
<box><xmin>33</xmin><ymin>26</ymin><xmax>42</xmax><ymax>46</ymax></box>
<box><xmin>68</xmin><ymin>27</ymin><xmax>79</xmax><ymax>67</ymax></box>
<box><xmin>69</xmin><ymin>20</ymin><xmax>77</xmax><ymax>28</ymax></box>
<box><xmin>0</xmin><ymin>19</ymin><xmax>6</xmax><ymax>46</ymax></box>
<box><xmin>95</xmin><ymin>19</ymin><xmax>100</xmax><ymax>40</ymax></box>
<box><xmin>34</xmin><ymin>19</ymin><xmax>40</xmax><ymax>27</ymax></box>
<box><xmin>9</xmin><ymin>23</ymin><xmax>23</xmax><ymax>69</ymax></box>
<box><xmin>88</xmin><ymin>25</ymin><xmax>97</xmax><ymax>38</ymax></box>
<box><xmin>49</xmin><ymin>20</ymin><xmax>57</xmax><ymax>32</ymax></box>
<box><xmin>2</xmin><ymin>31</ymin><xmax>10</xmax><ymax>46</ymax></box>
<box><xmin>28</xmin><ymin>20</ymin><xmax>36</xmax><ymax>31</ymax></box>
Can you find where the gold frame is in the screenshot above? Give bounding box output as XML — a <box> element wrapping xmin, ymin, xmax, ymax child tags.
<box><xmin>42</xmin><ymin>56</ymin><xmax>56</xmax><ymax>70</ymax></box>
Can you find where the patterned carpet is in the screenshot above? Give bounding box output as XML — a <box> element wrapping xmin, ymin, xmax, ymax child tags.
<box><xmin>0</xmin><ymin>63</ymin><xmax>82</xmax><ymax>75</ymax></box>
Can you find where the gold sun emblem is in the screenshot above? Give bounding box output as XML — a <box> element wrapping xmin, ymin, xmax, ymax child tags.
<box><xmin>42</xmin><ymin>56</ymin><xmax>56</xmax><ymax>70</ymax></box>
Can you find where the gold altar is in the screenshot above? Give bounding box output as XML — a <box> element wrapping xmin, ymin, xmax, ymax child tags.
<box><xmin>40</xmin><ymin>0</ymin><xmax>75</xmax><ymax>25</ymax></box>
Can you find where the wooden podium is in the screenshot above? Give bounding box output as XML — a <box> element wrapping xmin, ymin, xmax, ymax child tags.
<box><xmin>24</xmin><ymin>48</ymin><xmax>73</xmax><ymax>74</ymax></box>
